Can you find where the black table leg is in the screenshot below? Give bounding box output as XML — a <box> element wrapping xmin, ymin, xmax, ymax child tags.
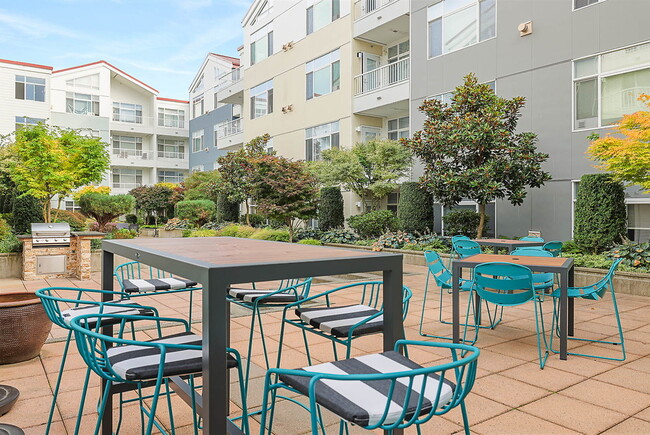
<box><xmin>101</xmin><ymin>250</ymin><xmax>114</xmax><ymax>435</ymax></box>
<box><xmin>559</xmin><ymin>269</ymin><xmax>568</xmax><ymax>360</ymax></box>
<box><xmin>568</xmin><ymin>267</ymin><xmax>575</xmax><ymax>337</ymax></box>
<box><xmin>452</xmin><ymin>263</ymin><xmax>461</xmax><ymax>343</ymax></box>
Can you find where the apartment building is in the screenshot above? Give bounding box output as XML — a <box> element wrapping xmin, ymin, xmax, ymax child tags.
<box><xmin>188</xmin><ymin>53</ymin><xmax>243</xmax><ymax>172</ymax></box>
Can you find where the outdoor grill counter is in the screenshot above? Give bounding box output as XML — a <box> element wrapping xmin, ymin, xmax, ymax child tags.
<box><xmin>101</xmin><ymin>236</ymin><xmax>405</xmax><ymax>435</ymax></box>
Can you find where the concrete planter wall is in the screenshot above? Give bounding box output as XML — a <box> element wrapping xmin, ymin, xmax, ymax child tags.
<box><xmin>326</xmin><ymin>243</ymin><xmax>650</xmax><ymax>298</ymax></box>
<box><xmin>139</xmin><ymin>228</ymin><xmax>184</xmax><ymax>238</ymax></box>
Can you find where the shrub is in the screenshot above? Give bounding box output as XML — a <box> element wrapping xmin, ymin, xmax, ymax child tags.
<box><xmin>79</xmin><ymin>193</ymin><xmax>135</xmax><ymax>232</ymax></box>
<box><xmin>164</xmin><ymin>218</ymin><xmax>192</xmax><ymax>230</ymax></box>
<box><xmin>0</xmin><ymin>233</ymin><xmax>22</xmax><ymax>253</ymax></box>
<box><xmin>562</xmin><ymin>240</ymin><xmax>584</xmax><ymax>255</ymax></box>
<box><xmin>113</xmin><ymin>229</ymin><xmax>137</xmax><ymax>239</ymax></box>
<box><xmin>215</xmin><ymin>224</ymin><xmax>240</xmax><ymax>237</ymax></box>
<box><xmin>443</xmin><ymin>210</ymin><xmax>483</xmax><ymax>238</ymax></box>
<box><xmin>0</xmin><ymin>218</ymin><xmax>11</xmax><ymax>240</ymax></box>
<box><xmin>569</xmin><ymin>254</ymin><xmax>614</xmax><ymax>269</ymax></box>
<box><xmin>318</xmin><ymin>187</ymin><xmax>344</xmax><ymax>231</ymax></box>
<box><xmin>241</xmin><ymin>213</ymin><xmax>266</xmax><ymax>228</ymax></box>
<box><xmin>236</xmin><ymin>225</ymin><xmax>257</xmax><ymax>238</ymax></box>
<box><xmin>73</xmin><ymin>185</ymin><xmax>110</xmax><ymax>200</ymax></box>
<box><xmin>354</xmin><ymin>239</ymin><xmax>374</xmax><ymax>246</ymax></box>
<box><xmin>89</xmin><ymin>221</ymin><xmax>118</xmax><ymax>233</ymax></box>
<box><xmin>397</xmin><ymin>182</ymin><xmax>433</xmax><ymax>234</ymax></box>
<box><xmin>174</xmin><ymin>200</ymin><xmax>216</xmax><ymax>227</ymax></box>
<box><xmin>250</xmin><ymin>228</ymin><xmax>290</xmax><ymax>242</ymax></box>
<box><xmin>12</xmin><ymin>194</ymin><xmax>43</xmax><ymax>234</ymax></box>
<box><xmin>125</xmin><ymin>214</ymin><xmax>138</xmax><ymax>224</ymax></box>
<box><xmin>182</xmin><ymin>229</ymin><xmax>192</xmax><ymax>237</ymax></box>
<box><xmin>189</xmin><ymin>229</ymin><xmax>218</xmax><ymax>237</ymax></box>
<box><xmin>347</xmin><ymin>210</ymin><xmax>397</xmax><ymax>238</ymax></box>
<box><xmin>320</xmin><ymin>229</ymin><xmax>360</xmax><ymax>244</ymax></box>
<box><xmin>53</xmin><ymin>209</ymin><xmax>87</xmax><ymax>231</ymax></box>
<box><xmin>294</xmin><ymin>228</ymin><xmax>323</xmax><ymax>241</ymax></box>
<box><xmin>574</xmin><ymin>174</ymin><xmax>627</xmax><ymax>254</ymax></box>
<box><xmin>215</xmin><ymin>193</ymin><xmax>240</xmax><ymax>223</ymax></box>
<box><xmin>607</xmin><ymin>240</ymin><xmax>650</xmax><ymax>268</ymax></box>
<box><xmin>298</xmin><ymin>239</ymin><xmax>322</xmax><ymax>245</ymax></box>
<box><xmin>372</xmin><ymin>231</ymin><xmax>417</xmax><ymax>251</ymax></box>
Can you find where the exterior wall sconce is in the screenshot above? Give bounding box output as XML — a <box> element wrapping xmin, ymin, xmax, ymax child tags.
<box><xmin>281</xmin><ymin>104</ymin><xmax>293</xmax><ymax>113</ymax></box>
<box><xmin>282</xmin><ymin>42</ymin><xmax>294</xmax><ymax>51</ymax></box>
<box><xmin>518</xmin><ymin>21</ymin><xmax>533</xmax><ymax>36</ymax></box>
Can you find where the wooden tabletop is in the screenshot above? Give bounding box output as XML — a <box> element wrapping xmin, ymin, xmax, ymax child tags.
<box><xmin>474</xmin><ymin>238</ymin><xmax>544</xmax><ymax>245</ymax></box>
<box><xmin>453</xmin><ymin>253</ymin><xmax>573</xmax><ymax>271</ymax></box>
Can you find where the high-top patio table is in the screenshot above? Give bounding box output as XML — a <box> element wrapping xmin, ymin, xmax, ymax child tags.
<box><xmin>451</xmin><ymin>253</ymin><xmax>574</xmax><ymax>360</ymax></box>
<box><xmin>101</xmin><ymin>237</ymin><xmax>404</xmax><ymax>434</ymax></box>
<box><xmin>473</xmin><ymin>238</ymin><xmax>545</xmax><ymax>253</ymax></box>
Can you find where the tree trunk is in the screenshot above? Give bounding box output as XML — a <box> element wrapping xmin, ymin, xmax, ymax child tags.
<box><xmin>477</xmin><ymin>203</ymin><xmax>486</xmax><ymax>238</ymax></box>
<box><xmin>287</xmin><ymin>217</ymin><xmax>294</xmax><ymax>243</ymax></box>
<box><xmin>245</xmin><ymin>200</ymin><xmax>250</xmax><ymax>226</ymax></box>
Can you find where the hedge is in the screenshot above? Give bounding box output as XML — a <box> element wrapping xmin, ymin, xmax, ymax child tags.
<box><xmin>397</xmin><ymin>182</ymin><xmax>433</xmax><ymax>234</ymax></box>
<box><xmin>12</xmin><ymin>194</ymin><xmax>43</xmax><ymax>234</ymax></box>
<box><xmin>318</xmin><ymin>187</ymin><xmax>344</xmax><ymax>231</ymax></box>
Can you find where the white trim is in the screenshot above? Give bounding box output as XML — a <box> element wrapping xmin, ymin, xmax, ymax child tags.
<box><xmin>572</xmin><ymin>0</ymin><xmax>607</xmax><ymax>12</ymax></box>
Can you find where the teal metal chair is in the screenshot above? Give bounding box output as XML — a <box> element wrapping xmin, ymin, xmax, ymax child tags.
<box><xmin>463</xmin><ymin>262</ymin><xmax>550</xmax><ymax>369</ymax></box>
<box><xmin>543</xmin><ymin>241</ymin><xmax>563</xmax><ymax>257</ymax></box>
<box><xmin>419</xmin><ymin>250</ymin><xmax>502</xmax><ymax>341</ymax></box>
<box><xmin>261</xmin><ymin>340</ymin><xmax>480</xmax><ymax>435</ymax></box>
<box><xmin>114</xmin><ymin>261</ymin><xmax>200</xmax><ymax>323</ymax></box>
<box><xmin>277</xmin><ymin>281</ymin><xmax>412</xmax><ymax>366</ymax></box>
<box><xmin>453</xmin><ymin>239</ymin><xmax>482</xmax><ymax>259</ymax></box>
<box><xmin>69</xmin><ymin>313</ymin><xmax>249</xmax><ymax>435</ymax></box>
<box><xmin>549</xmin><ymin>258</ymin><xmax>625</xmax><ymax>361</ymax></box>
<box><xmin>510</xmin><ymin>248</ymin><xmax>555</xmax><ymax>293</ymax></box>
<box><xmin>520</xmin><ymin>236</ymin><xmax>545</xmax><ymax>242</ymax></box>
<box><xmin>35</xmin><ymin>287</ymin><xmax>158</xmax><ymax>434</ymax></box>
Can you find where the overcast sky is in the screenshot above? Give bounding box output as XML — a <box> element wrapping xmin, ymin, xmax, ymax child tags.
<box><xmin>0</xmin><ymin>0</ymin><xmax>249</xmax><ymax>99</ymax></box>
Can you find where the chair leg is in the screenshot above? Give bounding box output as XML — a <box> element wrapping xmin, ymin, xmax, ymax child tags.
<box><xmin>46</xmin><ymin>329</ymin><xmax>72</xmax><ymax>434</ymax></box>
<box><xmin>461</xmin><ymin>289</ymin><xmax>479</xmax><ymax>346</ymax></box>
<box><xmin>533</xmin><ymin>298</ymin><xmax>549</xmax><ymax>369</ymax></box>
<box><xmin>93</xmin><ymin>381</ymin><xmax>112</xmax><ymax>435</ymax></box>
<box><xmin>164</xmin><ymin>378</ymin><xmax>176</xmax><ymax>434</ymax></box>
<box><xmin>460</xmin><ymin>400</ymin><xmax>471</xmax><ymax>435</ymax></box>
<box><xmin>73</xmin><ymin>367</ymin><xmax>92</xmax><ymax>434</ymax></box>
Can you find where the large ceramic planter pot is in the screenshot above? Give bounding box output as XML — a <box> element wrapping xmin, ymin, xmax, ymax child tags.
<box><xmin>0</xmin><ymin>293</ymin><xmax>52</xmax><ymax>364</ymax></box>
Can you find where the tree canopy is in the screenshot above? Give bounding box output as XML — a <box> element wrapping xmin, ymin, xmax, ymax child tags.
<box><xmin>403</xmin><ymin>73</ymin><xmax>551</xmax><ymax>237</ymax></box>
<box><xmin>79</xmin><ymin>193</ymin><xmax>135</xmax><ymax>232</ymax></box>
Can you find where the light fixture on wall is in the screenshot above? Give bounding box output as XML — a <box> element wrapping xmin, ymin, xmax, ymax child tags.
<box><xmin>281</xmin><ymin>104</ymin><xmax>293</xmax><ymax>113</ymax></box>
<box><xmin>518</xmin><ymin>21</ymin><xmax>533</xmax><ymax>37</ymax></box>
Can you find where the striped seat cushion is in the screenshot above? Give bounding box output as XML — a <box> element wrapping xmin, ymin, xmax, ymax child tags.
<box><xmin>296</xmin><ymin>304</ymin><xmax>382</xmax><ymax>337</ymax></box>
<box><xmin>228</xmin><ymin>288</ymin><xmax>297</xmax><ymax>303</ymax></box>
<box><xmin>62</xmin><ymin>300</ymin><xmax>155</xmax><ymax>328</ymax></box>
<box><xmin>280</xmin><ymin>351</ymin><xmax>456</xmax><ymax>427</ymax></box>
<box><xmin>122</xmin><ymin>277</ymin><xmax>198</xmax><ymax>294</ymax></box>
<box><xmin>107</xmin><ymin>332</ymin><xmax>237</xmax><ymax>381</ymax></box>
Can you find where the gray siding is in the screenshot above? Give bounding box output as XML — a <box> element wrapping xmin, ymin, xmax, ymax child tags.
<box><xmin>188</xmin><ymin>105</ymin><xmax>234</xmax><ymax>171</ymax></box>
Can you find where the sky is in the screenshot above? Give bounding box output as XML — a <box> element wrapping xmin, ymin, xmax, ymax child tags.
<box><xmin>0</xmin><ymin>0</ymin><xmax>250</xmax><ymax>100</ymax></box>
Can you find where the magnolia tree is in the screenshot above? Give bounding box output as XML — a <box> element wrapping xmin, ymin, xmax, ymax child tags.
<box><xmin>403</xmin><ymin>73</ymin><xmax>551</xmax><ymax>237</ymax></box>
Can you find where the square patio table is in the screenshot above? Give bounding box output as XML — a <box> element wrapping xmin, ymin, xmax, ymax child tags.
<box><xmin>473</xmin><ymin>238</ymin><xmax>545</xmax><ymax>253</ymax></box>
<box><xmin>101</xmin><ymin>237</ymin><xmax>404</xmax><ymax>434</ymax></box>
<box><xmin>451</xmin><ymin>253</ymin><xmax>574</xmax><ymax>360</ymax></box>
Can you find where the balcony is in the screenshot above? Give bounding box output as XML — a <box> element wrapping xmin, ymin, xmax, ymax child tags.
<box><xmin>111</xmin><ymin>182</ymin><xmax>142</xmax><ymax>190</ymax></box>
<box><xmin>112</xmin><ymin>148</ymin><xmax>154</xmax><ymax>160</ymax></box>
<box><xmin>353</xmin><ymin>58</ymin><xmax>409</xmax><ymax>116</ymax></box>
<box><xmin>215</xmin><ymin>118</ymin><xmax>244</xmax><ymax>150</ymax></box>
<box><xmin>157</xmin><ymin>150</ymin><xmax>186</xmax><ymax>160</ymax></box>
<box><xmin>353</xmin><ymin>0</ymin><xmax>409</xmax><ymax>45</ymax></box>
<box><xmin>216</xmin><ymin>67</ymin><xmax>244</xmax><ymax>106</ymax></box>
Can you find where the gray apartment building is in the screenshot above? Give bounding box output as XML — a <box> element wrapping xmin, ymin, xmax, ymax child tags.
<box><xmin>409</xmin><ymin>0</ymin><xmax>650</xmax><ymax>241</ymax></box>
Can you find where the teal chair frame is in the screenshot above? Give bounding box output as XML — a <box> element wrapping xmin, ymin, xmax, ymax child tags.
<box><xmin>453</xmin><ymin>239</ymin><xmax>482</xmax><ymax>259</ymax></box>
<box><xmin>463</xmin><ymin>262</ymin><xmax>550</xmax><ymax>369</ymax></box>
<box><xmin>419</xmin><ymin>251</ymin><xmax>502</xmax><ymax>341</ymax></box>
<box><xmin>261</xmin><ymin>340</ymin><xmax>480</xmax><ymax>435</ymax></box>
<box><xmin>36</xmin><ymin>287</ymin><xmax>159</xmax><ymax>435</ymax></box>
<box><xmin>69</xmin><ymin>313</ymin><xmax>249</xmax><ymax>435</ymax></box>
<box><xmin>519</xmin><ymin>236</ymin><xmax>545</xmax><ymax>242</ymax></box>
<box><xmin>510</xmin><ymin>248</ymin><xmax>555</xmax><ymax>293</ymax></box>
<box><xmin>543</xmin><ymin>241</ymin><xmax>563</xmax><ymax>257</ymax></box>
<box><xmin>549</xmin><ymin>258</ymin><xmax>625</xmax><ymax>361</ymax></box>
<box><xmin>278</xmin><ymin>281</ymin><xmax>412</xmax><ymax>366</ymax></box>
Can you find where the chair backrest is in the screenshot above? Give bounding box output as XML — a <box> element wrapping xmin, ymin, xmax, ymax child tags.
<box><xmin>335</xmin><ymin>281</ymin><xmax>413</xmax><ymax>320</ymax></box>
<box><xmin>423</xmin><ymin>250</ymin><xmax>452</xmax><ymax>287</ymax></box>
<box><xmin>473</xmin><ymin>262</ymin><xmax>535</xmax><ymax>306</ymax></box>
<box><xmin>510</xmin><ymin>248</ymin><xmax>553</xmax><ymax>257</ymax></box>
<box><xmin>543</xmin><ymin>241</ymin><xmax>563</xmax><ymax>257</ymax></box>
<box><xmin>276</xmin><ymin>277</ymin><xmax>312</xmax><ymax>299</ymax></box>
<box><xmin>114</xmin><ymin>261</ymin><xmax>175</xmax><ymax>288</ymax></box>
<box><xmin>519</xmin><ymin>236</ymin><xmax>545</xmax><ymax>242</ymax></box>
<box><xmin>451</xmin><ymin>235</ymin><xmax>470</xmax><ymax>243</ymax></box>
<box><xmin>453</xmin><ymin>239</ymin><xmax>481</xmax><ymax>258</ymax></box>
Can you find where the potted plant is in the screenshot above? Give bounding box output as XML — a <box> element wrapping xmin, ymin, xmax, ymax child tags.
<box><xmin>0</xmin><ymin>293</ymin><xmax>52</xmax><ymax>364</ymax></box>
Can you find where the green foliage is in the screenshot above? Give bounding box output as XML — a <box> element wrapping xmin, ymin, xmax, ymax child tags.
<box><xmin>7</xmin><ymin>123</ymin><xmax>110</xmax><ymax>222</ymax></box>
<box><xmin>215</xmin><ymin>193</ymin><xmax>240</xmax><ymax>223</ymax></box>
<box><xmin>53</xmin><ymin>209</ymin><xmax>86</xmax><ymax>231</ymax></box>
<box><xmin>320</xmin><ymin>229</ymin><xmax>360</xmax><ymax>244</ymax></box>
<box><xmin>11</xmin><ymin>194</ymin><xmax>43</xmax><ymax>234</ymax></box>
<box><xmin>298</xmin><ymin>239</ymin><xmax>322</xmax><ymax>245</ymax></box>
<box><xmin>607</xmin><ymin>240</ymin><xmax>650</xmax><ymax>268</ymax></box>
<box><xmin>0</xmin><ymin>218</ymin><xmax>11</xmax><ymax>239</ymax></box>
<box><xmin>294</xmin><ymin>228</ymin><xmax>323</xmax><ymax>241</ymax></box>
<box><xmin>0</xmin><ymin>233</ymin><xmax>22</xmax><ymax>253</ymax></box>
<box><xmin>250</xmin><ymin>228</ymin><xmax>290</xmax><ymax>242</ymax></box>
<box><xmin>398</xmin><ymin>182</ymin><xmax>433</xmax><ymax>234</ymax></box>
<box><xmin>567</xmin><ymin>254</ymin><xmax>615</xmax><ymax>269</ymax></box>
<box><xmin>318</xmin><ymin>187</ymin><xmax>344</xmax><ymax>231</ymax></box>
<box><xmin>215</xmin><ymin>224</ymin><xmax>241</xmax><ymax>237</ymax></box>
<box><xmin>113</xmin><ymin>229</ymin><xmax>137</xmax><ymax>239</ymax></box>
<box><xmin>236</xmin><ymin>225</ymin><xmax>258</xmax><ymax>238</ymax></box>
<box><xmin>573</xmin><ymin>174</ymin><xmax>627</xmax><ymax>254</ymax></box>
<box><xmin>372</xmin><ymin>231</ymin><xmax>416</xmax><ymax>251</ymax></box>
<box><xmin>443</xmin><ymin>210</ymin><xmax>483</xmax><ymax>238</ymax></box>
<box><xmin>403</xmin><ymin>234</ymin><xmax>452</xmax><ymax>253</ymax></box>
<box><xmin>183</xmin><ymin>170</ymin><xmax>221</xmax><ymax>202</ymax></box>
<box><xmin>241</xmin><ymin>213</ymin><xmax>266</xmax><ymax>228</ymax></box>
<box><xmin>354</xmin><ymin>239</ymin><xmax>375</xmax><ymax>246</ymax></box>
<box><xmin>404</xmin><ymin>73</ymin><xmax>551</xmax><ymax>237</ymax></box>
<box><xmin>164</xmin><ymin>218</ymin><xmax>192</xmax><ymax>230</ymax></box>
<box><xmin>182</xmin><ymin>229</ymin><xmax>192</xmax><ymax>237</ymax></box>
<box><xmin>129</xmin><ymin>184</ymin><xmax>177</xmax><ymax>221</ymax></box>
<box><xmin>189</xmin><ymin>229</ymin><xmax>219</xmax><ymax>237</ymax></box>
<box><xmin>561</xmin><ymin>240</ymin><xmax>584</xmax><ymax>255</ymax></box>
<box><xmin>79</xmin><ymin>193</ymin><xmax>135</xmax><ymax>232</ymax></box>
<box><xmin>311</xmin><ymin>139</ymin><xmax>411</xmax><ymax>210</ymax></box>
<box><xmin>347</xmin><ymin>210</ymin><xmax>398</xmax><ymax>238</ymax></box>
<box><xmin>125</xmin><ymin>214</ymin><xmax>138</xmax><ymax>224</ymax></box>
<box><xmin>174</xmin><ymin>200</ymin><xmax>216</xmax><ymax>227</ymax></box>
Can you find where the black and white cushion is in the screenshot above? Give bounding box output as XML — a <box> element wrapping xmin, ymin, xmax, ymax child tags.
<box><xmin>296</xmin><ymin>304</ymin><xmax>383</xmax><ymax>337</ymax></box>
<box><xmin>228</xmin><ymin>287</ymin><xmax>297</xmax><ymax>303</ymax></box>
<box><xmin>62</xmin><ymin>300</ymin><xmax>155</xmax><ymax>328</ymax></box>
<box><xmin>122</xmin><ymin>278</ymin><xmax>198</xmax><ymax>294</ymax></box>
<box><xmin>279</xmin><ymin>351</ymin><xmax>456</xmax><ymax>427</ymax></box>
<box><xmin>107</xmin><ymin>331</ymin><xmax>237</xmax><ymax>381</ymax></box>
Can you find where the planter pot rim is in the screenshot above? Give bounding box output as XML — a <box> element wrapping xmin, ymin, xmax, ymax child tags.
<box><xmin>0</xmin><ymin>292</ymin><xmax>41</xmax><ymax>308</ymax></box>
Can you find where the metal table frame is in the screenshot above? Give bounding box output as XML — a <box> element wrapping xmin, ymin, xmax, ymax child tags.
<box><xmin>473</xmin><ymin>239</ymin><xmax>545</xmax><ymax>253</ymax></box>
<box><xmin>451</xmin><ymin>254</ymin><xmax>575</xmax><ymax>360</ymax></box>
<box><xmin>101</xmin><ymin>237</ymin><xmax>405</xmax><ymax>434</ymax></box>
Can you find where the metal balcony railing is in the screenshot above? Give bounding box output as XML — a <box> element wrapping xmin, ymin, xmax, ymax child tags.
<box><xmin>353</xmin><ymin>57</ymin><xmax>409</xmax><ymax>96</ymax></box>
<box><xmin>112</xmin><ymin>148</ymin><xmax>153</xmax><ymax>160</ymax></box>
<box><xmin>112</xmin><ymin>182</ymin><xmax>142</xmax><ymax>189</ymax></box>
<box><xmin>157</xmin><ymin>150</ymin><xmax>186</xmax><ymax>159</ymax></box>
<box><xmin>216</xmin><ymin>118</ymin><xmax>242</xmax><ymax>139</ymax></box>
<box><xmin>354</xmin><ymin>0</ymin><xmax>397</xmax><ymax>19</ymax></box>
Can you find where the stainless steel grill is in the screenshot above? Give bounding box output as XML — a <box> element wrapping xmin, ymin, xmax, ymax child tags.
<box><xmin>31</xmin><ymin>223</ymin><xmax>71</xmax><ymax>247</ymax></box>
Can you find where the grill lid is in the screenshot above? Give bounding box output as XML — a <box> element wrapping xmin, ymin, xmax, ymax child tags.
<box><xmin>31</xmin><ymin>223</ymin><xmax>71</xmax><ymax>237</ymax></box>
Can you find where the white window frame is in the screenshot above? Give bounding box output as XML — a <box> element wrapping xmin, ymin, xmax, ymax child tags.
<box><xmin>112</xmin><ymin>168</ymin><xmax>143</xmax><ymax>189</ymax></box>
<box><xmin>305</xmin><ymin>120</ymin><xmax>340</xmax><ymax>161</ymax></box>
<box><xmin>158</xmin><ymin>107</ymin><xmax>185</xmax><ymax>128</ymax></box>
<box><xmin>427</xmin><ymin>0</ymin><xmax>497</xmax><ymax>60</ymax></box>
<box><xmin>572</xmin><ymin>40</ymin><xmax>650</xmax><ymax>131</ymax></box>
<box><xmin>192</xmin><ymin>96</ymin><xmax>204</xmax><ymax>118</ymax></box>
<box><xmin>387</xmin><ymin>116</ymin><xmax>409</xmax><ymax>140</ymax></box>
<box><xmin>573</xmin><ymin>0</ymin><xmax>606</xmax><ymax>11</ymax></box>
<box><xmin>66</xmin><ymin>74</ymin><xmax>100</xmax><ymax>89</ymax></box>
<box><xmin>15</xmin><ymin>75</ymin><xmax>46</xmax><ymax>102</ymax></box>
<box><xmin>112</xmin><ymin>102</ymin><xmax>143</xmax><ymax>124</ymax></box>
<box><xmin>66</xmin><ymin>92</ymin><xmax>100</xmax><ymax>116</ymax></box>
<box><xmin>14</xmin><ymin>116</ymin><xmax>45</xmax><ymax>131</ymax></box>
<box><xmin>158</xmin><ymin>138</ymin><xmax>186</xmax><ymax>159</ymax></box>
<box><xmin>250</xmin><ymin>80</ymin><xmax>273</xmax><ymax>119</ymax></box>
<box><xmin>306</xmin><ymin>49</ymin><xmax>341</xmax><ymax>100</ymax></box>
<box><xmin>158</xmin><ymin>170</ymin><xmax>185</xmax><ymax>184</ymax></box>
<box><xmin>192</xmin><ymin>130</ymin><xmax>205</xmax><ymax>153</ymax></box>
<box><xmin>306</xmin><ymin>0</ymin><xmax>341</xmax><ymax>35</ymax></box>
<box><xmin>250</xmin><ymin>22</ymin><xmax>274</xmax><ymax>65</ymax></box>
<box><xmin>430</xmin><ymin>80</ymin><xmax>496</xmax><ymax>104</ymax></box>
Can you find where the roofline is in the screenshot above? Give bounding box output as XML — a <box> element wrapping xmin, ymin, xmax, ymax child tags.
<box><xmin>0</xmin><ymin>58</ymin><xmax>53</xmax><ymax>71</ymax></box>
<box><xmin>53</xmin><ymin>60</ymin><xmax>159</xmax><ymax>94</ymax></box>
<box><xmin>157</xmin><ymin>97</ymin><xmax>189</xmax><ymax>104</ymax></box>
<box><xmin>242</xmin><ymin>0</ymin><xmax>266</xmax><ymax>27</ymax></box>
<box><xmin>208</xmin><ymin>52</ymin><xmax>240</xmax><ymax>67</ymax></box>
<box><xmin>188</xmin><ymin>52</ymin><xmax>240</xmax><ymax>92</ymax></box>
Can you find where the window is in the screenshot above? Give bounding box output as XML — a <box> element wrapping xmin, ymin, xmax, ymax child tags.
<box><xmin>250</xmin><ymin>80</ymin><xmax>273</xmax><ymax>119</ymax></box>
<box><xmin>574</xmin><ymin>0</ymin><xmax>602</xmax><ymax>9</ymax></box>
<box><xmin>158</xmin><ymin>170</ymin><xmax>185</xmax><ymax>184</ymax></box>
<box><xmin>158</xmin><ymin>138</ymin><xmax>186</xmax><ymax>159</ymax></box>
<box><xmin>158</xmin><ymin>108</ymin><xmax>185</xmax><ymax>128</ymax></box>
<box><xmin>250</xmin><ymin>23</ymin><xmax>273</xmax><ymax>65</ymax></box>
<box><xmin>112</xmin><ymin>102</ymin><xmax>143</xmax><ymax>123</ymax></box>
<box><xmin>432</xmin><ymin>80</ymin><xmax>495</xmax><ymax>104</ymax></box>
<box><xmin>15</xmin><ymin>116</ymin><xmax>45</xmax><ymax>131</ymax></box>
<box><xmin>387</xmin><ymin>192</ymin><xmax>399</xmax><ymax>213</ymax></box>
<box><xmin>66</xmin><ymin>74</ymin><xmax>99</xmax><ymax>89</ymax></box>
<box><xmin>307</xmin><ymin>0</ymin><xmax>340</xmax><ymax>35</ymax></box>
<box><xmin>112</xmin><ymin>168</ymin><xmax>143</xmax><ymax>189</ymax></box>
<box><xmin>15</xmin><ymin>76</ymin><xmax>45</xmax><ymax>102</ymax></box>
<box><xmin>574</xmin><ymin>41</ymin><xmax>650</xmax><ymax>130</ymax></box>
<box><xmin>193</xmin><ymin>75</ymin><xmax>204</xmax><ymax>93</ymax></box>
<box><xmin>192</xmin><ymin>129</ymin><xmax>204</xmax><ymax>153</ymax></box>
<box><xmin>428</xmin><ymin>0</ymin><xmax>496</xmax><ymax>58</ymax></box>
<box><xmin>192</xmin><ymin>97</ymin><xmax>204</xmax><ymax>118</ymax></box>
<box><xmin>627</xmin><ymin>203</ymin><xmax>650</xmax><ymax>242</ymax></box>
<box><xmin>305</xmin><ymin>121</ymin><xmax>339</xmax><ymax>161</ymax></box>
<box><xmin>306</xmin><ymin>49</ymin><xmax>340</xmax><ymax>100</ymax></box>
<box><xmin>66</xmin><ymin>92</ymin><xmax>99</xmax><ymax>116</ymax></box>
<box><xmin>388</xmin><ymin>116</ymin><xmax>409</xmax><ymax>140</ymax></box>
<box><xmin>112</xmin><ymin>136</ymin><xmax>145</xmax><ymax>158</ymax></box>
<box><xmin>64</xmin><ymin>200</ymin><xmax>80</xmax><ymax>212</ymax></box>
<box><xmin>388</xmin><ymin>41</ymin><xmax>410</xmax><ymax>64</ymax></box>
